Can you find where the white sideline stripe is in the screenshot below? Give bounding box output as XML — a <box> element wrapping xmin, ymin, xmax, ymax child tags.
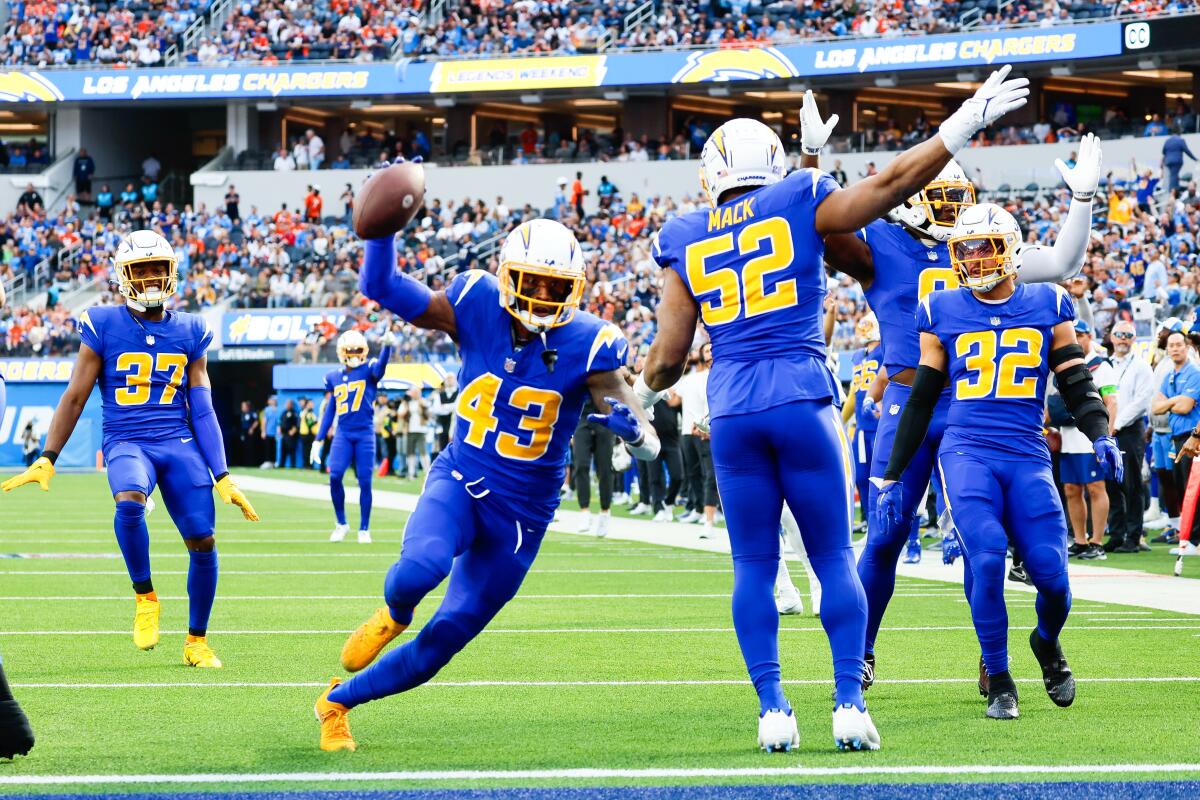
<box><xmin>0</xmin><ymin>553</ymin><xmax>727</xmax><ymax>561</ymax></box>
<box><xmin>0</xmin><ymin>569</ymin><xmax>734</xmax><ymax>575</ymax></box>
<box><xmin>1</xmin><ymin>763</ymin><xmax>1197</xmax><ymax>785</ymax></box>
<box><xmin>2</xmin><ymin>625</ymin><xmax>1196</xmax><ymax>635</ymax></box>
<box><xmin>13</xmin><ymin>676</ymin><xmax>1195</xmax><ymax>690</ymax></box>
<box><xmin>0</xmin><ymin>594</ymin><xmax>738</xmax><ymax>601</ymax></box>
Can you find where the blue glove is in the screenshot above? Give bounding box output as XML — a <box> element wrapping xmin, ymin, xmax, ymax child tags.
<box><xmin>1093</xmin><ymin>435</ymin><xmax>1123</xmax><ymax>483</ymax></box>
<box><xmin>587</xmin><ymin>397</ymin><xmax>644</xmax><ymax>444</ymax></box>
<box><xmin>942</xmin><ymin>532</ymin><xmax>962</xmax><ymax>565</ymax></box>
<box><xmin>874</xmin><ymin>480</ymin><xmax>905</xmax><ymax>538</ymax></box>
<box><xmin>861</xmin><ymin>396</ymin><xmax>880</xmax><ymax>419</ymax></box>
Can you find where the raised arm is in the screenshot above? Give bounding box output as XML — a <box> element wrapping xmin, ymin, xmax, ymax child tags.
<box><xmin>360</xmin><ymin>237</ymin><xmax>457</xmax><ymax>337</ymax></box>
<box><xmin>1017</xmin><ymin>134</ymin><xmax>1102</xmax><ymax>284</ymax></box>
<box><xmin>642</xmin><ymin>268</ymin><xmax>698</xmax><ymax>394</ymax></box>
<box><xmin>371</xmin><ymin>329</ymin><xmax>396</xmax><ymax>381</ymax></box>
<box><xmin>815</xmin><ymin>66</ymin><xmax>1029</xmax><ymax>236</ymax></box>
<box><xmin>1</xmin><ymin>342</ymin><xmax>102</xmax><ymax>491</ymax></box>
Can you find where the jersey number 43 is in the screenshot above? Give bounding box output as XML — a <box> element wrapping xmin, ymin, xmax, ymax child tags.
<box><xmin>457</xmin><ymin>373</ymin><xmax>563</xmax><ymax>462</ymax></box>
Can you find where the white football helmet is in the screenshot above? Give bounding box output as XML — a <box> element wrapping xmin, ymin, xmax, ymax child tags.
<box><xmin>699</xmin><ymin>119</ymin><xmax>787</xmax><ymax>208</ymax></box>
<box><xmin>113</xmin><ymin>229</ymin><xmax>177</xmax><ymax>312</ymax></box>
<box><xmin>337</xmin><ymin>329</ymin><xmax>369</xmax><ymax>368</ymax></box>
<box><xmin>947</xmin><ymin>203</ymin><xmax>1023</xmax><ymax>293</ymax></box>
<box><xmin>888</xmin><ymin>159</ymin><xmax>975</xmax><ymax>241</ymax></box>
<box><xmin>855</xmin><ymin>312</ymin><xmax>880</xmax><ymax>345</ymax></box>
<box><xmin>498</xmin><ymin>219</ymin><xmax>585</xmax><ymax>331</ymax></box>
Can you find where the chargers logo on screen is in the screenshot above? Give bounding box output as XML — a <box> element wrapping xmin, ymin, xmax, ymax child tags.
<box><xmin>671</xmin><ymin>48</ymin><xmax>799</xmax><ymax>83</ymax></box>
<box><xmin>0</xmin><ymin>71</ymin><xmax>65</xmax><ymax>102</ymax></box>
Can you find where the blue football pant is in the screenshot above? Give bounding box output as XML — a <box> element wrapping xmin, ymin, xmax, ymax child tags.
<box><xmin>855</xmin><ymin>425</ymin><xmax>876</xmax><ymax>524</ymax></box>
<box><xmin>711</xmin><ymin>399</ymin><xmax>867</xmax><ymax>713</ymax></box>
<box><xmin>328</xmin><ymin>458</ymin><xmax>546</xmax><ymax>709</ymax></box>
<box><xmin>104</xmin><ymin>439</ymin><xmax>218</xmax><ymax>631</ymax></box>
<box><xmin>860</xmin><ymin>382</ymin><xmax>950</xmax><ymax>654</ymax></box>
<box><xmin>938</xmin><ymin>450</ymin><xmax>1072</xmax><ymax>677</ymax></box>
<box><xmin>328</xmin><ymin>433</ymin><xmax>375</xmax><ymax>530</ymax></box>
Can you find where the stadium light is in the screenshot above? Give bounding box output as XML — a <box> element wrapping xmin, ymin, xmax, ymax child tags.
<box><xmin>520</xmin><ymin>94</ymin><xmax>544</xmax><ymax>104</ymax></box>
<box><xmin>707</xmin><ymin>86</ymin><xmax>731</xmax><ymax>97</ymax></box>
<box><xmin>956</xmin><ymin>70</ymin><xmax>980</xmax><ymax>82</ymax></box>
<box><xmin>874</xmin><ymin>75</ymin><xmax>897</xmax><ymax>88</ymax></box>
<box><xmin>255</xmin><ymin>102</ymin><xmax>278</xmax><ymax>112</ymax></box>
<box><xmin>603</xmin><ymin>90</ymin><xmax>627</xmax><ymax>101</ymax></box>
<box><xmin>350</xmin><ymin>100</ymin><xmax>372</xmax><ymax>110</ymax></box>
<box><xmin>1050</xmin><ymin>65</ymin><xmax>1073</xmax><ymax>77</ymax></box>
<box><xmin>786</xmin><ymin>82</ymin><xmax>808</xmax><ymax>93</ymax></box>
<box><xmin>1138</xmin><ymin>56</ymin><xmax>1162</xmax><ymax>70</ymax></box>
<box><xmin>434</xmin><ymin>97</ymin><xmax>457</xmax><ymax>108</ymax></box>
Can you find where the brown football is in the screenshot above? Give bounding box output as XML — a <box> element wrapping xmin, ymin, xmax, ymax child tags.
<box><xmin>353</xmin><ymin>161</ymin><xmax>426</xmax><ymax>239</ymax></box>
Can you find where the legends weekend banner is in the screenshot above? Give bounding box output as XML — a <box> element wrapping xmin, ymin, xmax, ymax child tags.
<box><xmin>0</xmin><ymin>21</ymin><xmax>1132</xmax><ymax>103</ymax></box>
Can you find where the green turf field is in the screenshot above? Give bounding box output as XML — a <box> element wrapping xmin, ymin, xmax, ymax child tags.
<box><xmin>0</xmin><ymin>472</ymin><xmax>1197</xmax><ymax>794</ymax></box>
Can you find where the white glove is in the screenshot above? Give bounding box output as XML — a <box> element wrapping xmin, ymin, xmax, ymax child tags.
<box><xmin>938</xmin><ymin>65</ymin><xmax>1030</xmax><ymax>154</ymax></box>
<box><xmin>632</xmin><ymin>373</ymin><xmax>666</xmax><ymax>420</ymax></box>
<box><xmin>1055</xmin><ymin>132</ymin><xmax>1102</xmax><ymax>201</ymax></box>
<box><xmin>800</xmin><ymin>90</ymin><xmax>839</xmax><ymax>156</ymax></box>
<box><xmin>310</xmin><ymin>440</ymin><xmax>323</xmax><ymax>466</ymax></box>
<box><xmin>611</xmin><ymin>444</ymin><xmax>632</xmax><ymax>472</ymax></box>
<box><xmin>381</xmin><ymin>329</ymin><xmax>398</xmax><ymax>347</ymax></box>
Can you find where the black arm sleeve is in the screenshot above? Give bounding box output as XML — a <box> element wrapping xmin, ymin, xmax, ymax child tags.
<box><xmin>882</xmin><ymin>365</ymin><xmax>947</xmax><ymax>481</ymax></box>
<box><xmin>1055</xmin><ymin>361</ymin><xmax>1109</xmax><ymax>442</ymax></box>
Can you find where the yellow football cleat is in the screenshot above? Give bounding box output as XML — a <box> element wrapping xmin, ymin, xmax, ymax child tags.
<box><xmin>183</xmin><ymin>636</ymin><xmax>223</xmax><ymax>668</ymax></box>
<box><xmin>341</xmin><ymin>607</ymin><xmax>408</xmax><ymax>672</ymax></box>
<box><xmin>315</xmin><ymin>678</ymin><xmax>356</xmax><ymax>752</ymax></box>
<box><xmin>133</xmin><ymin>594</ymin><xmax>160</xmax><ymax>650</ymax></box>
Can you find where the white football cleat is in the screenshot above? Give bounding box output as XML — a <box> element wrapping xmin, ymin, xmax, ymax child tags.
<box><xmin>629</xmin><ymin>503</ymin><xmax>650</xmax><ymax>516</ymax></box>
<box><xmin>613</xmin><ymin>492</ymin><xmax>629</xmax><ymax>505</ymax></box>
<box><xmin>594</xmin><ymin>513</ymin><xmax>610</xmax><ymax>539</ymax></box>
<box><xmin>653</xmin><ymin>508</ymin><xmax>673</xmax><ymax>523</ymax></box>
<box><xmin>357</xmin><ymin>530</ymin><xmax>372</xmax><ymax>544</ymax></box>
<box><xmin>832</xmin><ymin>704</ymin><xmax>881</xmax><ymax>751</ymax></box>
<box><xmin>810</xmin><ymin>583</ymin><xmax>822</xmax><ymax>617</ymax></box>
<box><xmin>330</xmin><ymin>523</ymin><xmax>349</xmax><ymax>542</ymax></box>
<box><xmin>1169</xmin><ymin>539</ymin><xmax>1198</xmax><ymax>556</ymax></box>
<box><xmin>678</xmin><ymin>510</ymin><xmax>700</xmax><ymax>524</ymax></box>
<box><xmin>776</xmin><ymin>590</ymin><xmax>804</xmax><ymax>616</ymax></box>
<box><xmin>578</xmin><ymin>513</ymin><xmax>594</xmax><ymax>534</ymax></box>
<box><xmin>757</xmin><ymin>708</ymin><xmax>799</xmax><ymax>752</ymax></box>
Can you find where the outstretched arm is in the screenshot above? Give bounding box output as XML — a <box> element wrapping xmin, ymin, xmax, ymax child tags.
<box><xmin>371</xmin><ymin>329</ymin><xmax>396</xmax><ymax>381</ymax></box>
<box><xmin>815</xmin><ymin>66</ymin><xmax>1029</xmax><ymax>236</ymax></box>
<box><xmin>1</xmin><ymin>342</ymin><xmax>101</xmax><ymax>491</ymax></box>
<box><xmin>586</xmin><ymin>367</ymin><xmax>660</xmax><ymax>461</ymax></box>
<box><xmin>360</xmin><ymin>237</ymin><xmax>457</xmax><ymax>337</ymax></box>
<box><xmin>643</xmin><ymin>268</ymin><xmax>698</xmax><ymax>394</ymax></box>
<box><xmin>880</xmin><ymin>333</ymin><xmax>948</xmax><ymax>483</ymax></box>
<box><xmin>188</xmin><ymin>356</ymin><xmax>259</xmax><ymax>521</ymax></box>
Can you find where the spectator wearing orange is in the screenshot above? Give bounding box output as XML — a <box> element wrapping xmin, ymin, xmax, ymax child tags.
<box><xmin>305</xmin><ymin>186</ymin><xmax>323</xmax><ymax>224</ymax></box>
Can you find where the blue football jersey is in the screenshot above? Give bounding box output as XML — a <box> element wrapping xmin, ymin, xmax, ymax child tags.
<box><xmin>918</xmin><ymin>283</ymin><xmax>1075</xmax><ymax>462</ymax></box>
<box><xmin>849</xmin><ymin>344</ymin><xmax>882</xmax><ymax>436</ymax></box>
<box><xmin>78</xmin><ymin>305</ymin><xmax>213</xmax><ymax>446</ymax></box>
<box><xmin>324</xmin><ymin>348</ymin><xmax>390</xmax><ymax>439</ymax></box>
<box><xmin>652</xmin><ymin>168</ymin><xmax>841</xmax><ymax>420</ymax></box>
<box><xmin>860</xmin><ymin>219</ymin><xmax>958</xmax><ymax>378</ymax></box>
<box><xmin>443</xmin><ymin>270</ymin><xmax>629</xmax><ymax>519</ymax></box>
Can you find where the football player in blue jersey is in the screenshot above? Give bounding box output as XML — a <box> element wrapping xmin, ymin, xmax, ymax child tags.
<box><xmin>310</xmin><ymin>328</ymin><xmax>394</xmax><ymax>544</ymax></box>
<box><xmin>0</xmin><ymin>280</ymin><xmax>35</xmax><ymax>760</ymax></box>
<box><xmin>314</xmin><ymin>215</ymin><xmax>658</xmax><ymax>751</ymax></box>
<box><xmin>2</xmin><ymin>230</ymin><xmax>259</xmax><ymax>669</ymax></box>
<box><xmin>638</xmin><ymin>67</ymin><xmax>1031</xmax><ymax>752</ymax></box>
<box><xmin>845</xmin><ymin>313</ymin><xmax>882</xmax><ymax>530</ymax></box>
<box><xmin>877</xmin><ymin>203</ymin><xmax>1122</xmax><ymax>719</ymax></box>
<box><xmin>799</xmin><ymin>94</ymin><xmax>1104</xmax><ymax>690</ymax></box>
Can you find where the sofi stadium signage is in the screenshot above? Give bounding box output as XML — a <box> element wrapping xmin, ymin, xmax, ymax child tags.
<box><xmin>0</xmin><ymin>21</ymin><xmax>1137</xmax><ymax>104</ymax></box>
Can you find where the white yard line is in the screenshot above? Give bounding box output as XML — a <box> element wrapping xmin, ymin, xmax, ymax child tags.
<box><xmin>1</xmin><ymin>763</ymin><xmax>1197</xmax><ymax>786</ymax></box>
<box><xmin>0</xmin><ymin>625</ymin><xmax>1195</xmax><ymax>636</ymax></box>
<box><xmin>232</xmin><ymin>473</ymin><xmax>1200</xmax><ymax>615</ymax></box>
<box><xmin>12</xmin><ymin>676</ymin><xmax>1196</xmax><ymax>690</ymax></box>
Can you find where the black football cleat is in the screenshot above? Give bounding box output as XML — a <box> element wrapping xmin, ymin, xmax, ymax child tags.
<box><xmin>1007</xmin><ymin>564</ymin><xmax>1032</xmax><ymax>584</ymax></box>
<box><xmin>861</xmin><ymin>652</ymin><xmax>876</xmax><ymax>692</ymax></box>
<box><xmin>985</xmin><ymin>671</ymin><xmax>1019</xmax><ymax>720</ymax></box>
<box><xmin>0</xmin><ymin>699</ymin><xmax>34</xmax><ymax>759</ymax></box>
<box><xmin>978</xmin><ymin>655</ymin><xmax>989</xmax><ymax>696</ymax></box>
<box><xmin>1029</xmin><ymin>629</ymin><xmax>1075</xmax><ymax>707</ymax></box>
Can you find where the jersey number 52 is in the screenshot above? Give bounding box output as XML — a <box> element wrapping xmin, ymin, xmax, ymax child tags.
<box><xmin>457</xmin><ymin>373</ymin><xmax>562</xmax><ymax>461</ymax></box>
<box><xmin>686</xmin><ymin>217</ymin><xmax>796</xmax><ymax>326</ymax></box>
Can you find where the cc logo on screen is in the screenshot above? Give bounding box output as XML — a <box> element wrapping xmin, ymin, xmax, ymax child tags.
<box><xmin>1124</xmin><ymin>22</ymin><xmax>1150</xmax><ymax>50</ymax></box>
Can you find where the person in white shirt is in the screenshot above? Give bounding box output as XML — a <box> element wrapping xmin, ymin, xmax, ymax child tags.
<box><xmin>306</xmin><ymin>129</ymin><xmax>325</xmax><ymax>170</ymax></box>
<box><xmin>1106</xmin><ymin>319</ymin><xmax>1155</xmax><ymax>552</ymax></box>
<box><xmin>273</xmin><ymin>148</ymin><xmax>296</xmax><ymax>171</ymax></box>
<box><xmin>669</xmin><ymin>343</ymin><xmax>716</xmax><ymax>535</ymax></box>
<box><xmin>1057</xmin><ymin>320</ymin><xmax>1119</xmax><ymax>560</ymax></box>
<box><xmin>292</xmin><ymin>139</ymin><xmax>311</xmax><ymax>170</ymax></box>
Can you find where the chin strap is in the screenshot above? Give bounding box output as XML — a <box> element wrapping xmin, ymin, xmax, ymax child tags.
<box><xmin>539</xmin><ymin>328</ymin><xmax>557</xmax><ymax>373</ymax></box>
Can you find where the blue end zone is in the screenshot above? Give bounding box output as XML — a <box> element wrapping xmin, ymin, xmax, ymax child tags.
<box><xmin>29</xmin><ymin>783</ymin><xmax>1200</xmax><ymax>800</ymax></box>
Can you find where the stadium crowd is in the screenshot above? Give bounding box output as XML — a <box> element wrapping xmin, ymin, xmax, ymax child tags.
<box><xmin>5</xmin><ymin>0</ymin><xmax>1198</xmax><ymax>68</ymax></box>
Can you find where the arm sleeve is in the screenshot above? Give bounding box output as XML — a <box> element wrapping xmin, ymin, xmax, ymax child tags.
<box><xmin>1055</xmin><ymin>362</ymin><xmax>1109</xmax><ymax>442</ymax></box>
<box><xmin>359</xmin><ymin>236</ymin><xmax>433</xmax><ymax>320</ymax></box>
<box><xmin>188</xmin><ymin>386</ymin><xmax>228</xmax><ymax>480</ymax></box>
<box><xmin>1014</xmin><ymin>199</ymin><xmax>1093</xmax><ymax>284</ymax></box>
<box><xmin>370</xmin><ymin>344</ymin><xmax>393</xmax><ymax>381</ymax></box>
<box><xmin>882</xmin><ymin>365</ymin><xmax>946</xmax><ymax>481</ymax></box>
